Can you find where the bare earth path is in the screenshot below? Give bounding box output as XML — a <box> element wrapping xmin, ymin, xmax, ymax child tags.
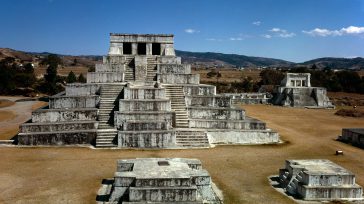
<box><xmin>0</xmin><ymin>104</ymin><xmax>364</xmax><ymax>203</ymax></box>
<box><xmin>0</xmin><ymin>96</ymin><xmax>46</xmax><ymax>140</ymax></box>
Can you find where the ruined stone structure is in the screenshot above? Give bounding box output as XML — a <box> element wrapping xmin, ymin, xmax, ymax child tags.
<box><xmin>338</xmin><ymin>128</ymin><xmax>364</xmax><ymax>148</ymax></box>
<box><xmin>278</xmin><ymin>159</ymin><xmax>363</xmax><ymax>201</ymax></box>
<box><xmin>224</xmin><ymin>93</ymin><xmax>271</xmax><ymax>105</ymax></box>
<box><xmin>18</xmin><ymin>33</ymin><xmax>279</xmax><ymax>148</ymax></box>
<box><xmin>272</xmin><ymin>73</ymin><xmax>333</xmax><ymax>108</ymax></box>
<box><xmin>97</xmin><ymin>158</ymin><xmax>222</xmax><ymax>203</ymax></box>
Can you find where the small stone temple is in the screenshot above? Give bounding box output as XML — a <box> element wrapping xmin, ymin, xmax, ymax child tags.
<box><xmin>278</xmin><ymin>159</ymin><xmax>363</xmax><ymax>201</ymax></box>
<box><xmin>338</xmin><ymin>128</ymin><xmax>364</xmax><ymax>148</ymax></box>
<box><xmin>17</xmin><ymin>33</ymin><xmax>279</xmax><ymax>148</ymax></box>
<box><xmin>97</xmin><ymin>158</ymin><xmax>222</xmax><ymax>203</ymax></box>
<box><xmin>272</xmin><ymin>73</ymin><xmax>333</xmax><ymax>108</ymax></box>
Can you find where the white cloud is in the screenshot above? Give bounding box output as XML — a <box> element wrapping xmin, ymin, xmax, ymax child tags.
<box><xmin>252</xmin><ymin>21</ymin><xmax>261</xmax><ymax>26</ymax></box>
<box><xmin>303</xmin><ymin>26</ymin><xmax>364</xmax><ymax>37</ymax></box>
<box><xmin>262</xmin><ymin>34</ymin><xmax>272</xmax><ymax>39</ymax></box>
<box><xmin>206</xmin><ymin>38</ymin><xmax>217</xmax><ymax>41</ymax></box>
<box><xmin>229</xmin><ymin>37</ymin><xmax>243</xmax><ymax>41</ymax></box>
<box><xmin>266</xmin><ymin>28</ymin><xmax>295</xmax><ymax>38</ymax></box>
<box><xmin>279</xmin><ymin>32</ymin><xmax>296</xmax><ymax>38</ymax></box>
<box><xmin>184</xmin><ymin>28</ymin><xmax>199</xmax><ymax>34</ymax></box>
<box><xmin>341</xmin><ymin>26</ymin><xmax>364</xmax><ymax>34</ymax></box>
<box><xmin>302</xmin><ymin>28</ymin><xmax>341</xmax><ymax>37</ymax></box>
<box><xmin>270</xmin><ymin>28</ymin><xmax>283</xmax><ymax>32</ymax></box>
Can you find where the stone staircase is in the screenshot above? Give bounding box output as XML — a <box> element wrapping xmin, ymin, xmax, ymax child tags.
<box><xmin>96</xmin><ymin>84</ymin><xmax>124</xmax><ymax>148</ymax></box>
<box><xmin>146</xmin><ymin>56</ymin><xmax>157</xmax><ymax>81</ymax></box>
<box><xmin>175</xmin><ymin>129</ymin><xmax>210</xmax><ymax>147</ymax></box>
<box><xmin>124</xmin><ymin>56</ymin><xmax>134</xmax><ymax>81</ymax></box>
<box><xmin>164</xmin><ymin>85</ymin><xmax>189</xmax><ymax>128</ymax></box>
<box><xmin>286</xmin><ymin>170</ymin><xmax>304</xmax><ymax>195</ymax></box>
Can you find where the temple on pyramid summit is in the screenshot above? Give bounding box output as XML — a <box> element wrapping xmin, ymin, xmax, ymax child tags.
<box><xmin>18</xmin><ymin>33</ymin><xmax>279</xmax><ymax>148</ymax></box>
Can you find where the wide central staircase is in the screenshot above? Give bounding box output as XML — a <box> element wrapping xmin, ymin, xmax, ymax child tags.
<box><xmin>164</xmin><ymin>85</ymin><xmax>189</xmax><ymax>128</ymax></box>
<box><xmin>96</xmin><ymin>84</ymin><xmax>123</xmax><ymax>148</ymax></box>
<box><xmin>164</xmin><ymin>85</ymin><xmax>210</xmax><ymax>148</ymax></box>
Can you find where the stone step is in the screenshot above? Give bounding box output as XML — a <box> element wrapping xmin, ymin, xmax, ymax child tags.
<box><xmin>99</xmin><ymin>108</ymin><xmax>114</xmax><ymax>111</ymax></box>
<box><xmin>96</xmin><ymin>144</ymin><xmax>117</xmax><ymax>148</ymax></box>
<box><xmin>100</xmin><ymin>99</ymin><xmax>117</xmax><ymax>101</ymax></box>
<box><xmin>0</xmin><ymin>140</ymin><xmax>14</xmax><ymax>145</ymax></box>
<box><xmin>98</xmin><ymin>126</ymin><xmax>115</xmax><ymax>129</ymax></box>
<box><xmin>176</xmin><ymin>143</ymin><xmax>209</xmax><ymax>147</ymax></box>
<box><xmin>176</xmin><ymin>124</ymin><xmax>189</xmax><ymax>126</ymax></box>
<box><xmin>176</xmin><ymin>136</ymin><xmax>207</xmax><ymax>139</ymax></box>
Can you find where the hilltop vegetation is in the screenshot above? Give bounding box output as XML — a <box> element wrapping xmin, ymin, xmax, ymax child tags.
<box><xmin>176</xmin><ymin>50</ymin><xmax>293</xmax><ymax>68</ymax></box>
<box><xmin>301</xmin><ymin>57</ymin><xmax>364</xmax><ymax>70</ymax></box>
<box><xmin>0</xmin><ymin>48</ymin><xmax>363</xmax><ymax>96</ymax></box>
<box><xmin>2</xmin><ymin>48</ymin><xmax>363</xmax><ymax>70</ymax></box>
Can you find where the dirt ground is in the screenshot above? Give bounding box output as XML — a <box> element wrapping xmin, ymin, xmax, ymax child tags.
<box><xmin>0</xmin><ymin>96</ymin><xmax>47</xmax><ymax>140</ymax></box>
<box><xmin>192</xmin><ymin>68</ymin><xmax>261</xmax><ymax>83</ymax></box>
<box><xmin>1</xmin><ymin>102</ymin><xmax>364</xmax><ymax>203</ymax></box>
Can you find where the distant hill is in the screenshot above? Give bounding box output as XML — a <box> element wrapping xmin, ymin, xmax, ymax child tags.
<box><xmin>1</xmin><ymin>48</ymin><xmax>363</xmax><ymax>70</ymax></box>
<box><xmin>0</xmin><ymin>48</ymin><xmax>34</xmax><ymax>62</ymax></box>
<box><xmin>301</xmin><ymin>57</ymin><xmax>364</xmax><ymax>70</ymax></box>
<box><xmin>0</xmin><ymin>48</ymin><xmax>101</xmax><ymax>68</ymax></box>
<box><xmin>176</xmin><ymin>50</ymin><xmax>293</xmax><ymax>67</ymax></box>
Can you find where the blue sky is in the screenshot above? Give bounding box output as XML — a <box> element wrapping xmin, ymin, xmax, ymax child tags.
<box><xmin>0</xmin><ymin>0</ymin><xmax>363</xmax><ymax>62</ymax></box>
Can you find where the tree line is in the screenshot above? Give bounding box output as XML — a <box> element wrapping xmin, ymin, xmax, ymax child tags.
<box><xmin>0</xmin><ymin>54</ymin><xmax>86</xmax><ymax>95</ymax></box>
<box><xmin>203</xmin><ymin>67</ymin><xmax>364</xmax><ymax>94</ymax></box>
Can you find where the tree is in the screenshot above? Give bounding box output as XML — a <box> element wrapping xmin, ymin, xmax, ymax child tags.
<box><xmin>0</xmin><ymin>58</ymin><xmax>16</xmax><ymax>93</ymax></box>
<box><xmin>72</xmin><ymin>58</ymin><xmax>78</xmax><ymax>66</ymax></box>
<box><xmin>43</xmin><ymin>54</ymin><xmax>61</xmax><ymax>94</ymax></box>
<box><xmin>78</xmin><ymin>73</ymin><xmax>86</xmax><ymax>83</ymax></box>
<box><xmin>259</xmin><ymin>69</ymin><xmax>284</xmax><ymax>85</ymax></box>
<box><xmin>66</xmin><ymin>71</ymin><xmax>77</xmax><ymax>83</ymax></box>
<box><xmin>311</xmin><ymin>64</ymin><xmax>318</xmax><ymax>70</ymax></box>
<box><xmin>23</xmin><ymin>63</ymin><xmax>34</xmax><ymax>73</ymax></box>
<box><xmin>216</xmin><ymin>71</ymin><xmax>222</xmax><ymax>83</ymax></box>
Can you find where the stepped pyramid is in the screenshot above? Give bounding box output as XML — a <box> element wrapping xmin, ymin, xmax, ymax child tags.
<box><xmin>18</xmin><ymin>33</ymin><xmax>279</xmax><ymax>148</ymax></box>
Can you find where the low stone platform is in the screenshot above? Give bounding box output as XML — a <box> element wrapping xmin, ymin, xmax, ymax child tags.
<box><xmin>274</xmin><ymin>159</ymin><xmax>363</xmax><ymax>201</ymax></box>
<box><xmin>272</xmin><ymin>73</ymin><xmax>334</xmax><ymax>108</ymax></box>
<box><xmin>338</xmin><ymin>128</ymin><xmax>364</xmax><ymax>148</ymax></box>
<box><xmin>97</xmin><ymin>158</ymin><xmax>223</xmax><ymax>203</ymax></box>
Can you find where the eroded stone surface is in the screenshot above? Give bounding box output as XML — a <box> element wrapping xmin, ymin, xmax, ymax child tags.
<box><xmin>277</xmin><ymin>159</ymin><xmax>363</xmax><ymax>201</ymax></box>
<box><xmin>98</xmin><ymin>158</ymin><xmax>223</xmax><ymax>203</ymax></box>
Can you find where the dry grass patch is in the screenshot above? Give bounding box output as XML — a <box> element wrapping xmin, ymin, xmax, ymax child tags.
<box><xmin>0</xmin><ymin>110</ymin><xmax>16</xmax><ymax>122</ymax></box>
<box><xmin>0</xmin><ymin>105</ymin><xmax>364</xmax><ymax>203</ymax></box>
<box><xmin>193</xmin><ymin>68</ymin><xmax>261</xmax><ymax>83</ymax></box>
<box><xmin>335</xmin><ymin>108</ymin><xmax>364</xmax><ymax>118</ymax></box>
<box><xmin>0</xmin><ymin>127</ymin><xmax>18</xmax><ymax>140</ymax></box>
<box><xmin>31</xmin><ymin>101</ymin><xmax>48</xmax><ymax>111</ymax></box>
<box><xmin>0</xmin><ymin>99</ymin><xmax>15</xmax><ymax>108</ymax></box>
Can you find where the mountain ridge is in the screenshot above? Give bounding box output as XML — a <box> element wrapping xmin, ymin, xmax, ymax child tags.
<box><xmin>1</xmin><ymin>47</ymin><xmax>363</xmax><ymax>69</ymax></box>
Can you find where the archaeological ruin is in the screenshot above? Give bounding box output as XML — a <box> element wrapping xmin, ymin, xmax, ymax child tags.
<box><xmin>277</xmin><ymin>159</ymin><xmax>363</xmax><ymax>201</ymax></box>
<box><xmin>17</xmin><ymin>33</ymin><xmax>279</xmax><ymax>148</ymax></box>
<box><xmin>338</xmin><ymin>128</ymin><xmax>364</xmax><ymax>148</ymax></box>
<box><xmin>97</xmin><ymin>158</ymin><xmax>222</xmax><ymax>203</ymax></box>
<box><xmin>272</xmin><ymin>73</ymin><xmax>334</xmax><ymax>108</ymax></box>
